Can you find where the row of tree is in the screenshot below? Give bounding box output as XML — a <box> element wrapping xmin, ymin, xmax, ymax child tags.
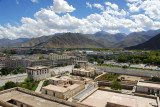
<box><xmin>0</xmin><ymin>78</ymin><xmax>39</xmax><ymax>91</ymax></box>
<box><xmin>106</xmin><ymin>52</ymin><xmax>160</xmax><ymax>65</ymax></box>
<box><xmin>0</xmin><ymin>67</ymin><xmax>26</xmax><ymax>76</ymax></box>
<box><xmin>88</xmin><ymin>57</ymin><xmax>104</xmax><ymax>64</ymax></box>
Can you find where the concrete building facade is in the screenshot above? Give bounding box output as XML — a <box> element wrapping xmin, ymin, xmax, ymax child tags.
<box><xmin>72</xmin><ymin>61</ymin><xmax>88</xmax><ymax>68</ymax></box>
<box><xmin>136</xmin><ymin>81</ymin><xmax>160</xmax><ymax>96</ymax></box>
<box><xmin>42</xmin><ymin>76</ymin><xmax>85</xmax><ymax>100</ymax></box>
<box><xmin>49</xmin><ymin>53</ymin><xmax>71</xmax><ymax>61</ymax></box>
<box><xmin>72</xmin><ymin>67</ymin><xmax>103</xmax><ymax>77</ymax></box>
<box><xmin>26</xmin><ymin>66</ymin><xmax>51</xmax><ymax>81</ymax></box>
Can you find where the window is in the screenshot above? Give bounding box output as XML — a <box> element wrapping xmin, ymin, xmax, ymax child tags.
<box><xmin>20</xmin><ymin>104</ymin><xmax>23</xmax><ymax>107</ymax></box>
<box><xmin>53</xmin><ymin>92</ymin><xmax>55</xmax><ymax>96</ymax></box>
<box><xmin>45</xmin><ymin>90</ymin><xmax>47</xmax><ymax>94</ymax></box>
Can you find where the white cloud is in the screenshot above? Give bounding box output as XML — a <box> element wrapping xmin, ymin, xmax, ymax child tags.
<box><xmin>127</xmin><ymin>3</ymin><xmax>139</xmax><ymax>12</ymax></box>
<box><xmin>31</xmin><ymin>0</ymin><xmax>38</xmax><ymax>3</ymax></box>
<box><xmin>130</xmin><ymin>28</ymin><xmax>145</xmax><ymax>32</ymax></box>
<box><xmin>50</xmin><ymin>0</ymin><xmax>75</xmax><ymax>13</ymax></box>
<box><xmin>141</xmin><ymin>0</ymin><xmax>160</xmax><ymax>20</ymax></box>
<box><xmin>0</xmin><ymin>0</ymin><xmax>160</xmax><ymax>39</ymax></box>
<box><xmin>131</xmin><ymin>14</ymin><xmax>153</xmax><ymax>28</ymax></box>
<box><xmin>93</xmin><ymin>3</ymin><xmax>104</xmax><ymax>11</ymax></box>
<box><xmin>127</xmin><ymin>0</ymin><xmax>140</xmax><ymax>2</ymax></box>
<box><xmin>86</xmin><ymin>2</ymin><xmax>92</xmax><ymax>9</ymax></box>
<box><xmin>105</xmin><ymin>2</ymin><xmax>118</xmax><ymax>10</ymax></box>
<box><xmin>105</xmin><ymin>30</ymin><xmax>120</xmax><ymax>34</ymax></box>
<box><xmin>16</xmin><ymin>0</ymin><xmax>19</xmax><ymax>5</ymax></box>
<box><xmin>127</xmin><ymin>0</ymin><xmax>160</xmax><ymax>19</ymax></box>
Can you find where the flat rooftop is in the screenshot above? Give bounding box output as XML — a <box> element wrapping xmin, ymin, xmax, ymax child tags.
<box><xmin>74</xmin><ymin>68</ymin><xmax>92</xmax><ymax>72</ymax></box>
<box><xmin>42</xmin><ymin>85</ymin><xmax>69</xmax><ymax>93</ymax></box>
<box><xmin>43</xmin><ymin>83</ymin><xmax>81</xmax><ymax>93</ymax></box>
<box><xmin>48</xmin><ymin>76</ymin><xmax>71</xmax><ymax>81</ymax></box>
<box><xmin>80</xmin><ymin>89</ymin><xmax>157</xmax><ymax>107</ymax></box>
<box><xmin>74</xmin><ymin>61</ymin><xmax>88</xmax><ymax>63</ymax></box>
<box><xmin>0</xmin><ymin>89</ymin><xmax>69</xmax><ymax>107</ymax></box>
<box><xmin>26</xmin><ymin>66</ymin><xmax>48</xmax><ymax>70</ymax></box>
<box><xmin>67</xmin><ymin>84</ymin><xmax>80</xmax><ymax>90</ymax></box>
<box><xmin>137</xmin><ymin>82</ymin><xmax>160</xmax><ymax>89</ymax></box>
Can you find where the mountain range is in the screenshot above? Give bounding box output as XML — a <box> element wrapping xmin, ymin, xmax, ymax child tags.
<box><xmin>0</xmin><ymin>38</ymin><xmax>29</xmax><ymax>47</ymax></box>
<box><xmin>125</xmin><ymin>33</ymin><xmax>160</xmax><ymax>50</ymax></box>
<box><xmin>0</xmin><ymin>29</ymin><xmax>160</xmax><ymax>49</ymax></box>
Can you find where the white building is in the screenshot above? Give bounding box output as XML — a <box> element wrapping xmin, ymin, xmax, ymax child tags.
<box><xmin>72</xmin><ymin>61</ymin><xmax>88</xmax><ymax>68</ymax></box>
<box><xmin>136</xmin><ymin>81</ymin><xmax>160</xmax><ymax>96</ymax></box>
<box><xmin>49</xmin><ymin>53</ymin><xmax>71</xmax><ymax>61</ymax></box>
<box><xmin>72</xmin><ymin>67</ymin><xmax>103</xmax><ymax>77</ymax></box>
<box><xmin>26</xmin><ymin>66</ymin><xmax>51</xmax><ymax>81</ymax></box>
<box><xmin>42</xmin><ymin>81</ymin><xmax>85</xmax><ymax>100</ymax></box>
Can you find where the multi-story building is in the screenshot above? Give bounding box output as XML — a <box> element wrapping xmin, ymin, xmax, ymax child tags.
<box><xmin>72</xmin><ymin>61</ymin><xmax>88</xmax><ymax>68</ymax></box>
<box><xmin>49</xmin><ymin>53</ymin><xmax>71</xmax><ymax>61</ymax></box>
<box><xmin>72</xmin><ymin>67</ymin><xmax>103</xmax><ymax>77</ymax></box>
<box><xmin>0</xmin><ymin>58</ymin><xmax>54</xmax><ymax>69</ymax></box>
<box><xmin>26</xmin><ymin>66</ymin><xmax>51</xmax><ymax>81</ymax></box>
<box><xmin>0</xmin><ymin>61</ymin><xmax>4</xmax><ymax>70</ymax></box>
<box><xmin>30</xmin><ymin>59</ymin><xmax>54</xmax><ymax>67</ymax></box>
<box><xmin>42</xmin><ymin>76</ymin><xmax>85</xmax><ymax>100</ymax></box>
<box><xmin>0</xmin><ymin>59</ymin><xmax>30</xmax><ymax>69</ymax></box>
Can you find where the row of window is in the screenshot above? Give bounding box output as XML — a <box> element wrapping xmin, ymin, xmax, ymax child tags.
<box><xmin>28</xmin><ymin>69</ymin><xmax>49</xmax><ymax>75</ymax></box>
<box><xmin>37</xmin><ymin>69</ymin><xmax>49</xmax><ymax>75</ymax></box>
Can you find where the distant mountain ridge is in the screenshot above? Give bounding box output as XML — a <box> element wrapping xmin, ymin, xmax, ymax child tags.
<box><xmin>89</xmin><ymin>31</ymin><xmax>127</xmax><ymax>47</ymax></box>
<box><xmin>0</xmin><ymin>38</ymin><xmax>30</xmax><ymax>47</ymax></box>
<box><xmin>125</xmin><ymin>33</ymin><xmax>160</xmax><ymax>50</ymax></box>
<box><xmin>37</xmin><ymin>33</ymin><xmax>105</xmax><ymax>48</ymax></box>
<box><xmin>0</xmin><ymin>29</ymin><xmax>160</xmax><ymax>48</ymax></box>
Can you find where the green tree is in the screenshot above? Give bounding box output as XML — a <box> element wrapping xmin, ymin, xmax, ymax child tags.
<box><xmin>74</xmin><ymin>64</ymin><xmax>80</xmax><ymax>68</ymax></box>
<box><xmin>122</xmin><ymin>65</ymin><xmax>128</xmax><ymax>69</ymax></box>
<box><xmin>4</xmin><ymin>81</ymin><xmax>17</xmax><ymax>89</ymax></box>
<box><xmin>1</xmin><ymin>67</ymin><xmax>12</xmax><ymax>75</ymax></box>
<box><xmin>97</xmin><ymin>59</ymin><xmax>104</xmax><ymax>65</ymax></box>
<box><xmin>9</xmin><ymin>50</ymin><xmax>16</xmax><ymax>54</ymax></box>
<box><xmin>39</xmin><ymin>56</ymin><xmax>45</xmax><ymax>59</ymax></box>
<box><xmin>43</xmin><ymin>80</ymin><xmax>50</xmax><ymax>87</ymax></box>
<box><xmin>88</xmin><ymin>57</ymin><xmax>95</xmax><ymax>63</ymax></box>
<box><xmin>135</xmin><ymin>58</ymin><xmax>140</xmax><ymax>64</ymax></box>
<box><xmin>111</xmin><ymin>81</ymin><xmax>122</xmax><ymax>90</ymax></box>
<box><xmin>13</xmin><ymin>67</ymin><xmax>26</xmax><ymax>74</ymax></box>
<box><xmin>117</xmin><ymin>54</ymin><xmax>127</xmax><ymax>63</ymax></box>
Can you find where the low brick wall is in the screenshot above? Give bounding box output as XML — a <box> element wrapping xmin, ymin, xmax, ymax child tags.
<box><xmin>134</xmin><ymin>92</ymin><xmax>157</xmax><ymax>99</ymax></box>
<box><xmin>98</xmin><ymin>81</ymin><xmax>134</xmax><ymax>90</ymax></box>
<box><xmin>96</xmin><ymin>66</ymin><xmax>160</xmax><ymax>77</ymax></box>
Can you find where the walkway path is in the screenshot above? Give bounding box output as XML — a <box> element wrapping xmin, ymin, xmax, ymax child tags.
<box><xmin>35</xmin><ymin>80</ymin><xmax>45</xmax><ymax>93</ymax></box>
<box><xmin>94</xmin><ymin>72</ymin><xmax>106</xmax><ymax>80</ymax></box>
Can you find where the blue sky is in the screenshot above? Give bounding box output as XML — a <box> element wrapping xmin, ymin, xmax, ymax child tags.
<box><xmin>0</xmin><ymin>0</ymin><xmax>160</xmax><ymax>39</ymax></box>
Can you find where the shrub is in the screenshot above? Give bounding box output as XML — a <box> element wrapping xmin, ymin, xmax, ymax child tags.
<box><xmin>111</xmin><ymin>81</ymin><xmax>122</xmax><ymax>90</ymax></box>
<box><xmin>122</xmin><ymin>65</ymin><xmax>128</xmax><ymax>69</ymax></box>
<box><xmin>74</xmin><ymin>64</ymin><xmax>80</xmax><ymax>68</ymax></box>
